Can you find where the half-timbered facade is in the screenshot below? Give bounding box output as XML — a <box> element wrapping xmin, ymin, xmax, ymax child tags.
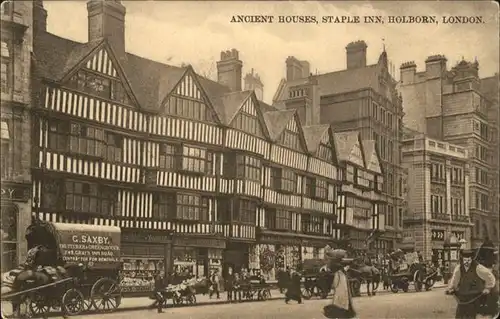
<box><xmin>31</xmin><ymin>0</ymin><xmax>343</xmax><ymax>284</ymax></box>
<box><xmin>333</xmin><ymin>131</ymin><xmax>386</xmax><ymax>257</ymax></box>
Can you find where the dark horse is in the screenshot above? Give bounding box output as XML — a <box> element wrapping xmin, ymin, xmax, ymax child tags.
<box><xmin>347</xmin><ymin>257</ymin><xmax>381</xmax><ymax>297</ymax></box>
<box><xmin>2</xmin><ymin>218</ymin><xmax>83</xmax><ymax>317</ymax></box>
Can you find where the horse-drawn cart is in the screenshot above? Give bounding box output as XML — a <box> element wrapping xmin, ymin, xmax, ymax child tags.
<box><xmin>300</xmin><ymin>259</ymin><xmax>333</xmax><ymax>300</ymax></box>
<box><xmin>1</xmin><ymin>218</ymin><xmax>122</xmax><ymax>318</ymax></box>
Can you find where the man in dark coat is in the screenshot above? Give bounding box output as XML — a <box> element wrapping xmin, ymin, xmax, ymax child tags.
<box><xmin>151</xmin><ymin>272</ymin><xmax>165</xmax><ymax>313</ymax></box>
<box><xmin>446</xmin><ymin>249</ymin><xmax>496</xmax><ymax>319</ymax></box>
<box><xmin>225</xmin><ymin>267</ymin><xmax>235</xmax><ymax>302</ymax></box>
<box><xmin>277</xmin><ymin>268</ymin><xmax>290</xmax><ymax>294</ymax></box>
<box><xmin>285</xmin><ymin>269</ymin><xmax>302</xmax><ymax>304</ymax></box>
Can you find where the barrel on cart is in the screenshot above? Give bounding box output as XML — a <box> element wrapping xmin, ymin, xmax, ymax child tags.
<box><xmin>1</xmin><ymin>218</ymin><xmax>122</xmax><ymax>318</ymax></box>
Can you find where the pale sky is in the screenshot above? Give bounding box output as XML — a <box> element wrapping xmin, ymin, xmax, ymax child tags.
<box><xmin>44</xmin><ymin>1</ymin><xmax>499</xmax><ymax>104</ymax></box>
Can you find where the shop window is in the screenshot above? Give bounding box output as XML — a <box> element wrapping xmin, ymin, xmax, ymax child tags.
<box><xmin>176</xmin><ymin>193</ymin><xmax>209</xmax><ymax>221</ymax></box>
<box><xmin>1</xmin><ymin>120</ymin><xmax>11</xmax><ymax>179</ymax></box>
<box><xmin>271</xmin><ymin>167</ymin><xmax>297</xmax><ymax>193</ymax></box>
<box><xmin>1</xmin><ymin>40</ymin><xmax>11</xmax><ymax>92</ymax></box>
<box><xmin>234</xmin><ymin>199</ymin><xmax>256</xmax><ymax>224</ymax></box>
<box><xmin>173</xmin><ymin>247</ymin><xmax>196</xmax><ymax>263</ymax></box>
<box><xmin>236</xmin><ymin>155</ymin><xmax>261</xmax><ymax>182</ymax></box>
<box><xmin>1</xmin><ymin>205</ymin><xmax>17</xmax><ymax>273</ymax></box>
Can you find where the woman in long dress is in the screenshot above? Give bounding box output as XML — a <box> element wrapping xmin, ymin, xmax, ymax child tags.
<box><xmin>323</xmin><ymin>249</ymin><xmax>357</xmax><ymax>319</ymax></box>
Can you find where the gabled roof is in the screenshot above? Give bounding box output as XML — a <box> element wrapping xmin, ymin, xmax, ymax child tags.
<box><xmin>34</xmin><ymin>31</ymin><xmax>231</xmax><ymax>113</ymax></box>
<box><xmin>333</xmin><ymin>130</ymin><xmax>362</xmax><ymax>164</ymax></box>
<box><xmin>257</xmin><ymin>100</ymin><xmax>279</xmax><ymax>113</ymax></box>
<box><xmin>220</xmin><ymin>91</ymin><xmax>253</xmax><ymax>125</ymax></box>
<box><xmin>315</xmin><ymin>65</ymin><xmax>380</xmax><ymax>97</ymax></box>
<box><xmin>263</xmin><ymin>109</ymin><xmax>296</xmax><ymax>141</ymax></box>
<box><xmin>302</xmin><ymin>124</ymin><xmax>330</xmax><ymax>154</ymax></box>
<box><xmin>361</xmin><ymin>139</ymin><xmax>382</xmax><ymax>174</ymax></box>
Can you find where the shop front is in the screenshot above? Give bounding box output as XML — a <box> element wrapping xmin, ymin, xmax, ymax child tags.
<box><xmin>173</xmin><ymin>235</ymin><xmax>226</xmax><ymax>279</ymax></box>
<box><xmin>254</xmin><ymin>231</ymin><xmax>332</xmax><ymax>281</ymax></box>
<box><xmin>120</xmin><ymin>230</ymin><xmax>174</xmax><ymax>294</ymax></box>
<box><xmin>1</xmin><ymin>183</ymin><xmax>31</xmax><ymax>274</ymax></box>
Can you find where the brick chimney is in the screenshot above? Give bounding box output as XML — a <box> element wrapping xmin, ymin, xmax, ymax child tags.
<box><xmin>87</xmin><ymin>0</ymin><xmax>126</xmax><ymax>57</ymax></box>
<box><xmin>424</xmin><ymin>55</ymin><xmax>447</xmax><ymax>80</ymax></box>
<box><xmin>286</xmin><ymin>56</ymin><xmax>310</xmax><ymax>81</ymax></box>
<box><xmin>33</xmin><ymin>0</ymin><xmax>47</xmax><ymax>35</ymax></box>
<box><xmin>217</xmin><ymin>49</ymin><xmax>242</xmax><ymax>92</ymax></box>
<box><xmin>244</xmin><ymin>68</ymin><xmax>264</xmax><ymax>100</ymax></box>
<box><xmin>400</xmin><ymin>61</ymin><xmax>417</xmax><ymax>85</ymax></box>
<box><xmin>346</xmin><ymin>40</ymin><xmax>367</xmax><ymax>69</ymax></box>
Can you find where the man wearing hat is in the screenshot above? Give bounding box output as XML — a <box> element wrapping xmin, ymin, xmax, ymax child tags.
<box><xmin>446</xmin><ymin>249</ymin><xmax>496</xmax><ymax>319</ymax></box>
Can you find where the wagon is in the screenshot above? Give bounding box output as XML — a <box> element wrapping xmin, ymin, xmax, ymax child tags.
<box><xmin>300</xmin><ymin>259</ymin><xmax>333</xmax><ymax>300</ymax></box>
<box><xmin>239</xmin><ymin>277</ymin><xmax>272</xmax><ymax>301</ymax></box>
<box><xmin>1</xmin><ymin>218</ymin><xmax>122</xmax><ymax>318</ymax></box>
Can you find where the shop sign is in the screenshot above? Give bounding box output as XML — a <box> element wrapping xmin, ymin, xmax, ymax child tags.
<box><xmin>1</xmin><ymin>185</ymin><xmax>30</xmax><ymax>202</ymax></box>
<box><xmin>431</xmin><ymin>229</ymin><xmax>445</xmax><ymax>241</ymax></box>
<box><xmin>122</xmin><ymin>232</ymin><xmax>173</xmax><ymax>244</ymax></box>
<box><xmin>174</xmin><ymin>236</ymin><xmax>226</xmax><ymax>249</ymax></box>
<box><xmin>260</xmin><ymin>235</ymin><xmax>301</xmax><ymax>247</ymax></box>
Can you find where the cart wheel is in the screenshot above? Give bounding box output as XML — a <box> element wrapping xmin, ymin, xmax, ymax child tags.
<box><xmin>301</xmin><ymin>287</ymin><xmax>312</xmax><ymax>300</ymax></box>
<box><xmin>90</xmin><ymin>278</ymin><xmax>122</xmax><ymax>312</ymax></box>
<box><xmin>261</xmin><ymin>289</ymin><xmax>271</xmax><ymax>301</ymax></box>
<box><xmin>27</xmin><ymin>291</ymin><xmax>51</xmax><ymax>317</ymax></box>
<box><xmin>187</xmin><ymin>294</ymin><xmax>196</xmax><ymax>305</ymax></box>
<box><xmin>83</xmin><ymin>299</ymin><xmax>93</xmax><ymax>312</ymax></box>
<box><xmin>62</xmin><ymin>288</ymin><xmax>85</xmax><ymax>316</ymax></box>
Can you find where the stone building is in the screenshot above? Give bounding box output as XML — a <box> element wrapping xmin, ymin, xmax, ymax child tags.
<box><xmin>1</xmin><ymin>0</ymin><xmax>33</xmax><ymax>273</ymax></box>
<box><xmin>401</xmin><ymin>129</ymin><xmax>472</xmax><ymax>261</ymax></box>
<box><xmin>29</xmin><ymin>0</ymin><xmax>365</xmax><ymax>286</ymax></box>
<box><xmin>399</xmin><ymin>56</ymin><xmax>499</xmax><ymax>248</ymax></box>
<box><xmin>273</xmin><ymin>41</ymin><xmax>403</xmax><ymax>251</ymax></box>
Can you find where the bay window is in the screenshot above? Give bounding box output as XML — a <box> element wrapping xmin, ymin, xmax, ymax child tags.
<box><xmin>315</xmin><ymin>179</ymin><xmax>327</xmax><ymax>199</ymax></box>
<box><xmin>176</xmin><ymin>194</ymin><xmax>209</xmax><ymax>221</ymax></box>
<box><xmin>159</xmin><ymin>144</ymin><xmax>177</xmax><ymax>170</ymax></box>
<box><xmin>64</xmin><ymin>180</ymin><xmax>118</xmax><ymax>216</ymax></box>
<box><xmin>271</xmin><ymin>167</ymin><xmax>297</xmax><ymax>193</ymax></box>
<box><xmin>1</xmin><ymin>40</ymin><xmax>11</xmax><ymax>92</ymax></box>
<box><xmin>159</xmin><ymin>143</ymin><xmax>214</xmax><ymax>174</ymax></box>
<box><xmin>236</xmin><ymin>155</ymin><xmax>261</xmax><ymax>182</ymax></box>
<box><xmin>69</xmin><ymin>123</ymin><xmax>104</xmax><ymax>157</ymax></box>
<box><xmin>152</xmin><ymin>193</ymin><xmax>175</xmax><ymax>220</ymax></box>
<box><xmin>301</xmin><ymin>214</ymin><xmax>323</xmax><ymax>235</ymax></box>
<box><xmin>104</xmin><ymin>132</ymin><xmax>123</xmax><ymax>162</ymax></box>
<box><xmin>235</xmin><ymin>199</ymin><xmax>256</xmax><ymax>224</ymax></box>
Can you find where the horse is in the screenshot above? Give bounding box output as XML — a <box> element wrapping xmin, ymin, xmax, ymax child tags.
<box><xmin>347</xmin><ymin>257</ymin><xmax>381</xmax><ymax>296</ymax></box>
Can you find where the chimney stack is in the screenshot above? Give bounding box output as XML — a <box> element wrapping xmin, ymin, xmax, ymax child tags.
<box><xmin>244</xmin><ymin>68</ymin><xmax>264</xmax><ymax>101</ymax></box>
<box><xmin>87</xmin><ymin>0</ymin><xmax>126</xmax><ymax>58</ymax></box>
<box><xmin>346</xmin><ymin>40</ymin><xmax>368</xmax><ymax>69</ymax></box>
<box><xmin>286</xmin><ymin>56</ymin><xmax>310</xmax><ymax>81</ymax></box>
<box><xmin>217</xmin><ymin>49</ymin><xmax>243</xmax><ymax>92</ymax></box>
<box><xmin>34</xmin><ymin>0</ymin><xmax>47</xmax><ymax>35</ymax></box>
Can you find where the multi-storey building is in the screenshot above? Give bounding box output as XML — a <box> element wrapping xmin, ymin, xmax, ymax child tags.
<box><xmin>399</xmin><ymin>56</ymin><xmax>499</xmax><ymax>248</ymax></box>
<box><xmin>30</xmin><ymin>0</ymin><xmax>382</xmax><ymax>287</ymax></box>
<box><xmin>401</xmin><ymin>129</ymin><xmax>472</xmax><ymax>261</ymax></box>
<box><xmin>273</xmin><ymin>41</ymin><xmax>403</xmax><ymax>251</ymax></box>
<box><xmin>333</xmin><ymin>131</ymin><xmax>385</xmax><ymax>256</ymax></box>
<box><xmin>1</xmin><ymin>0</ymin><xmax>33</xmax><ymax>273</ymax></box>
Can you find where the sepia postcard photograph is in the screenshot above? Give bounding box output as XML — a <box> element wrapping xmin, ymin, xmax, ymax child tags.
<box><xmin>0</xmin><ymin>0</ymin><xmax>499</xmax><ymax>318</ymax></box>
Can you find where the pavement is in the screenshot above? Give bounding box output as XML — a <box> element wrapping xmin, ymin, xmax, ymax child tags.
<box><xmin>79</xmin><ymin>287</ymin><xmax>457</xmax><ymax>319</ymax></box>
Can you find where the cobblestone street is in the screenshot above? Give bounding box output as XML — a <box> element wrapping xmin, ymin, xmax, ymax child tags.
<box><xmin>80</xmin><ymin>288</ymin><xmax>455</xmax><ymax>319</ymax></box>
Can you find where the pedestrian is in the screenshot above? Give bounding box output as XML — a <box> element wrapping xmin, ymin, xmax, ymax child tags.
<box><xmin>225</xmin><ymin>267</ymin><xmax>235</xmax><ymax>302</ymax></box>
<box><xmin>209</xmin><ymin>269</ymin><xmax>220</xmax><ymax>299</ymax></box>
<box><xmin>323</xmin><ymin>249</ymin><xmax>357</xmax><ymax>319</ymax></box>
<box><xmin>277</xmin><ymin>267</ymin><xmax>289</xmax><ymax>294</ymax></box>
<box><xmin>285</xmin><ymin>269</ymin><xmax>302</xmax><ymax>304</ymax></box>
<box><xmin>150</xmin><ymin>272</ymin><xmax>165</xmax><ymax>313</ymax></box>
<box><xmin>233</xmin><ymin>273</ymin><xmax>242</xmax><ymax>302</ymax></box>
<box><xmin>445</xmin><ymin>249</ymin><xmax>496</xmax><ymax>319</ymax></box>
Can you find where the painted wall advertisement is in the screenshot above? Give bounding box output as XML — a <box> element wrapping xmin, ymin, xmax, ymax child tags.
<box><xmin>55</xmin><ymin>225</ymin><xmax>121</xmax><ymax>269</ymax></box>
